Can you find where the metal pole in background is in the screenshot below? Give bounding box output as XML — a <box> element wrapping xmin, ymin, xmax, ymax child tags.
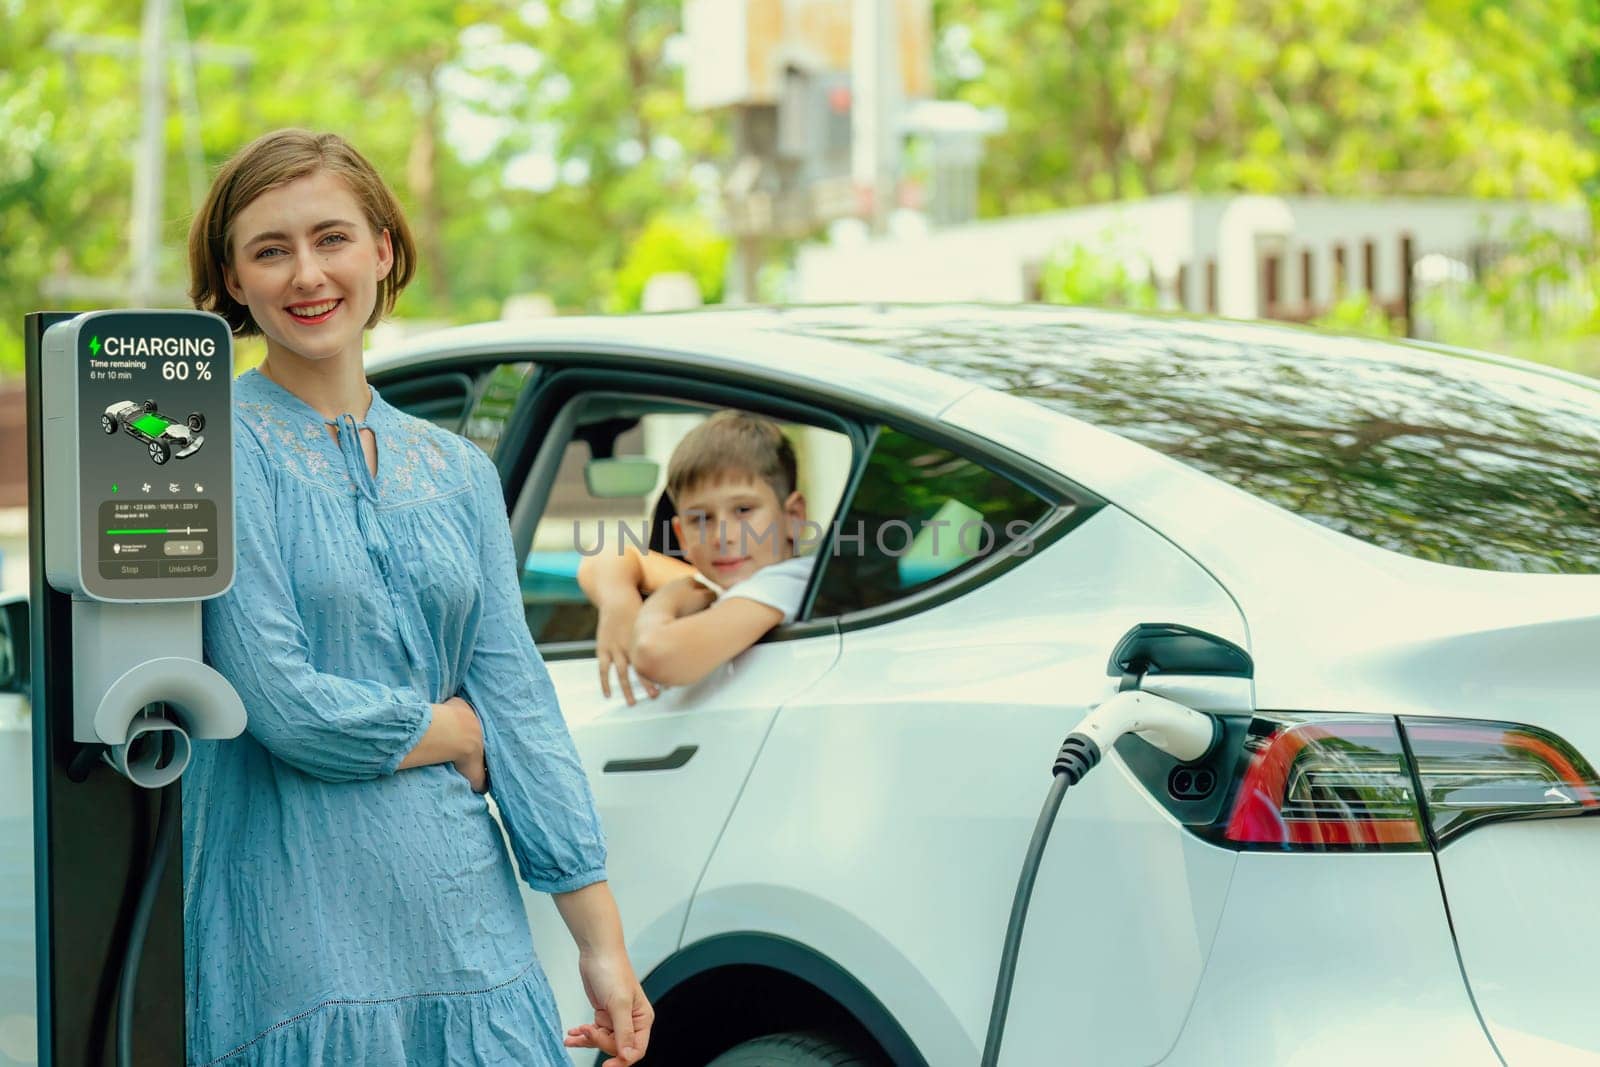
<box><xmin>851</xmin><ymin>0</ymin><xmax>900</xmax><ymax>235</ymax></box>
<box><xmin>130</xmin><ymin>0</ymin><xmax>170</xmax><ymax>309</ymax></box>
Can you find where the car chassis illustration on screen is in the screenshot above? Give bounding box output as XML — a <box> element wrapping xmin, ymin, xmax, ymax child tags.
<box><xmin>101</xmin><ymin>399</ymin><xmax>206</xmax><ymax>465</ymax></box>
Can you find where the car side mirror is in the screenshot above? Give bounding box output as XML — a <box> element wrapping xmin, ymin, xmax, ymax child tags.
<box><xmin>584</xmin><ymin>457</ymin><xmax>660</xmax><ymax>499</ymax></box>
<box><xmin>0</xmin><ymin>595</ymin><xmax>29</xmax><ymax>697</ymax></box>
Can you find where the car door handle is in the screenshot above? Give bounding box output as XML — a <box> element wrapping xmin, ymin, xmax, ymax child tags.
<box><xmin>603</xmin><ymin>745</ymin><xmax>698</xmax><ymax>773</ymax></box>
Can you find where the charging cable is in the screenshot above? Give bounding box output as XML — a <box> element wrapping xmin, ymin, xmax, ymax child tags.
<box><xmin>979</xmin><ymin>690</ymin><xmax>1219</xmax><ymax>1067</ymax></box>
<box><xmin>115</xmin><ymin>713</ymin><xmax>181</xmax><ymax>1067</ymax></box>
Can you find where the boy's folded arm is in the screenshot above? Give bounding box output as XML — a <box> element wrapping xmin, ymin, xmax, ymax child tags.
<box><xmin>577</xmin><ymin>543</ymin><xmax>697</xmax><ymax>605</ymax></box>
<box><xmin>637</xmin><ymin>549</ymin><xmax>699</xmax><ymax>593</ymax></box>
<box><xmin>576</xmin><ymin>547</ymin><xmax>642</xmax><ymax>606</ymax></box>
<box><xmin>630</xmin><ymin>597</ymin><xmax>782</xmax><ymax>687</ymax></box>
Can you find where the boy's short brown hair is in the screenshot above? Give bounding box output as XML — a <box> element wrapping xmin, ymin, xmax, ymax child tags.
<box><xmin>187</xmin><ymin>128</ymin><xmax>417</xmax><ymax>337</ymax></box>
<box><xmin>667</xmin><ymin>410</ymin><xmax>798</xmax><ymax>506</ymax></box>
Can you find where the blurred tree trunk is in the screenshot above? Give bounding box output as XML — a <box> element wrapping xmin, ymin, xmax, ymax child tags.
<box><xmin>621</xmin><ymin>0</ymin><xmax>654</xmax><ymax>150</ymax></box>
<box><xmin>407</xmin><ymin>71</ymin><xmax>451</xmax><ymax>309</ymax></box>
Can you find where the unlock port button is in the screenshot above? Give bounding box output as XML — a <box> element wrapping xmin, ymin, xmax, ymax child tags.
<box><xmin>164</xmin><ymin>540</ymin><xmax>205</xmax><ymax>556</ymax></box>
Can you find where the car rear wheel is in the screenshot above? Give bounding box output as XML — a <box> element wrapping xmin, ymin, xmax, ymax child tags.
<box><xmin>186</xmin><ymin>413</ymin><xmax>205</xmax><ymax>433</ymax></box>
<box><xmin>142</xmin><ymin>399</ymin><xmax>157</xmax><ymax>413</ymax></box>
<box><xmin>706</xmin><ymin>1031</ymin><xmax>876</xmax><ymax>1067</ymax></box>
<box><xmin>101</xmin><ymin>414</ymin><xmax>118</xmax><ymax>434</ymax></box>
<box><xmin>149</xmin><ymin>441</ymin><xmax>170</xmax><ymax>465</ymax></box>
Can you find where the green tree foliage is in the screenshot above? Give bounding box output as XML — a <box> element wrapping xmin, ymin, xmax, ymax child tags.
<box><xmin>1416</xmin><ymin>222</ymin><xmax>1600</xmax><ymax>375</ymax></box>
<box><xmin>458</xmin><ymin>0</ymin><xmax>724</xmax><ymax>309</ymax></box>
<box><xmin>610</xmin><ymin>214</ymin><xmax>729</xmax><ymax>311</ymax></box>
<box><xmin>1</xmin><ymin>2</ymin><xmax>152</xmax><ymax>375</ymax></box>
<box><xmin>933</xmin><ymin>0</ymin><xmax>1600</xmax><ymax>213</ymax></box>
<box><xmin>1312</xmin><ymin>292</ymin><xmax>1399</xmax><ymax>339</ymax></box>
<box><xmin>4</xmin><ymin>0</ymin><xmax>1600</xmax><ymax>377</ymax></box>
<box><xmin>1038</xmin><ymin>241</ymin><xmax>1158</xmax><ymax>309</ymax></box>
<box><xmin>0</xmin><ymin>0</ymin><xmax>719</xmax><ymax>373</ymax></box>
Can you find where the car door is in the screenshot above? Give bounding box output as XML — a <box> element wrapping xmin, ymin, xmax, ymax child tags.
<box><xmin>498</xmin><ymin>367</ymin><xmax>855</xmax><ymax>1035</ymax></box>
<box><xmin>684</xmin><ymin>414</ymin><xmax>1252</xmax><ymax>1065</ymax></box>
<box><xmin>0</xmin><ymin>593</ymin><xmax>32</xmax><ymax>1067</ymax></box>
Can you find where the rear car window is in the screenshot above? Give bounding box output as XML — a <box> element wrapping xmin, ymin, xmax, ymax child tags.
<box><xmin>811</xmin><ymin>425</ymin><xmax>1053</xmax><ymax>616</ymax></box>
<box><xmin>780</xmin><ymin>313</ymin><xmax>1600</xmax><ymax>575</ymax></box>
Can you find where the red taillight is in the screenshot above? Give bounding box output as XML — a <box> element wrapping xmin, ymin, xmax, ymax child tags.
<box><xmin>1218</xmin><ymin>717</ymin><xmax>1426</xmax><ymax>850</ymax></box>
<box><xmin>1402</xmin><ymin>719</ymin><xmax>1600</xmax><ymax>845</ymax></box>
<box><xmin>1203</xmin><ymin>714</ymin><xmax>1600</xmax><ymax>851</ymax></box>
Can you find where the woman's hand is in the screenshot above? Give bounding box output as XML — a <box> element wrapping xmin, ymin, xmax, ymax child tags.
<box><xmin>443</xmin><ymin>696</ymin><xmax>488</xmax><ymax>793</ymax></box>
<box><xmin>564</xmin><ymin>947</ymin><xmax>653</xmax><ymax>1066</ymax></box>
<box><xmin>398</xmin><ymin>695</ymin><xmax>486</xmax><ymax>792</ymax></box>
<box><xmin>596</xmin><ymin>591</ymin><xmax>659</xmax><ymax>706</ymax></box>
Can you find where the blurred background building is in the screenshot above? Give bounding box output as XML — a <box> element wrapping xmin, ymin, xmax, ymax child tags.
<box><xmin>682</xmin><ymin>0</ymin><xmax>992</xmax><ymax>298</ymax></box>
<box><xmin>792</xmin><ymin>194</ymin><xmax>1591</xmax><ymax>330</ymax></box>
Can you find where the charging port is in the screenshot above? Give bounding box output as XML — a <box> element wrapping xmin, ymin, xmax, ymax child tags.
<box><xmin>1168</xmin><ymin>765</ymin><xmax>1217</xmax><ymax>800</ymax></box>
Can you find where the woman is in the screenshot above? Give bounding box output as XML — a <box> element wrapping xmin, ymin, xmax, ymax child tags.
<box><xmin>183</xmin><ymin>128</ymin><xmax>649</xmax><ymax>1066</ymax></box>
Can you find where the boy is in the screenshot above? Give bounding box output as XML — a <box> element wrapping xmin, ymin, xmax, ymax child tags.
<box><xmin>576</xmin><ymin>410</ymin><xmax>812</xmax><ymax>703</ymax></box>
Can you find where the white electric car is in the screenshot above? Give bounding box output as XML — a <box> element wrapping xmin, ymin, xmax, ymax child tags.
<box><xmin>366</xmin><ymin>305</ymin><xmax>1600</xmax><ymax>1067</ymax></box>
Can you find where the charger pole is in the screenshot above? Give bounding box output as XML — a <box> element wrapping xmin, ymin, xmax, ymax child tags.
<box><xmin>27</xmin><ymin>312</ymin><xmax>185</xmax><ymax>1066</ymax></box>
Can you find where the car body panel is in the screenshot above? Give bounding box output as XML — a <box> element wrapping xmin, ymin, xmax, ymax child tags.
<box><xmin>1162</xmin><ymin>853</ymin><xmax>1500</xmax><ymax>1067</ymax></box>
<box><xmin>686</xmin><ymin>504</ymin><xmax>1248</xmax><ymax>1065</ymax></box>
<box><xmin>0</xmin><ymin>592</ymin><xmax>33</xmax><ymax>1064</ymax></box>
<box><xmin>1435</xmin><ymin>818</ymin><xmax>1600</xmax><ymax>1063</ymax></box>
<box><xmin>522</xmin><ymin>632</ymin><xmax>843</xmax><ymax>1049</ymax></box>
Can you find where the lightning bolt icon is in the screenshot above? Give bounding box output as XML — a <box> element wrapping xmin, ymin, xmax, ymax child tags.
<box><xmin>89</xmin><ymin>336</ymin><xmax>101</xmax><ymax>357</ymax></box>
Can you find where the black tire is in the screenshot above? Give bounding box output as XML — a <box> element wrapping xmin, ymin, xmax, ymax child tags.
<box><xmin>101</xmin><ymin>414</ymin><xmax>118</xmax><ymax>434</ymax></box>
<box><xmin>706</xmin><ymin>1031</ymin><xmax>876</xmax><ymax>1067</ymax></box>
<box><xmin>149</xmin><ymin>441</ymin><xmax>170</xmax><ymax>465</ymax></box>
<box><xmin>142</xmin><ymin>399</ymin><xmax>157</xmax><ymax>413</ymax></box>
<box><xmin>186</xmin><ymin>412</ymin><xmax>205</xmax><ymax>433</ymax></box>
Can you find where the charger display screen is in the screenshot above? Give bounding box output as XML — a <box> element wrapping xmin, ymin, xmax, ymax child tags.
<box><xmin>75</xmin><ymin>311</ymin><xmax>234</xmax><ymax>600</ymax></box>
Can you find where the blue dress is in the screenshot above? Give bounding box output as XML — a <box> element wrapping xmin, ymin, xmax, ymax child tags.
<box><xmin>182</xmin><ymin>368</ymin><xmax>606</xmax><ymax>1065</ymax></box>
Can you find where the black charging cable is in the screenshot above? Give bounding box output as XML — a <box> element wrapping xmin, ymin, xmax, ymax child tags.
<box><xmin>978</xmin><ymin>731</ymin><xmax>1101</xmax><ymax>1067</ymax></box>
<box><xmin>116</xmin><ymin>724</ymin><xmax>181</xmax><ymax>1067</ymax></box>
<box><xmin>980</xmin><ymin>676</ymin><xmax>1218</xmax><ymax>1067</ymax></box>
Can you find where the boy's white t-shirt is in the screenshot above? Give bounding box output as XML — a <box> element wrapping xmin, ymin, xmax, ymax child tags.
<box><xmin>710</xmin><ymin>553</ymin><xmax>815</xmax><ymax>624</ymax></box>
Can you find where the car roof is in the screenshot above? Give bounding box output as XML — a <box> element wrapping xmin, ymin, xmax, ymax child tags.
<box><xmin>369</xmin><ymin>301</ymin><xmax>1600</xmax><ymax>398</ymax></box>
<box><xmin>365</xmin><ymin>307</ymin><xmax>984</xmax><ymax>421</ymax></box>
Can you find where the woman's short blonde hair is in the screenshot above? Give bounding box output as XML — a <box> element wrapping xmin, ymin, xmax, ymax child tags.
<box><xmin>187</xmin><ymin>129</ymin><xmax>417</xmax><ymax>337</ymax></box>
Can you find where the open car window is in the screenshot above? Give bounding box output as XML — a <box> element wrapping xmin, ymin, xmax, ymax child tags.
<box><xmin>522</xmin><ymin>393</ymin><xmax>852</xmax><ymax>649</ymax></box>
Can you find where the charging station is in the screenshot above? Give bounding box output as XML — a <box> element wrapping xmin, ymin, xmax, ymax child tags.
<box><xmin>26</xmin><ymin>309</ymin><xmax>245</xmax><ymax>1065</ymax></box>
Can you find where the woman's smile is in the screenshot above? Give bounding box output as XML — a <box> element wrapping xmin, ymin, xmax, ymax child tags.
<box><xmin>286</xmin><ymin>297</ymin><xmax>343</xmax><ymax>324</ymax></box>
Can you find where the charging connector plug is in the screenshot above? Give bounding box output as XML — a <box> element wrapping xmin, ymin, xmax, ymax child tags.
<box><xmin>1067</xmin><ymin>689</ymin><xmax>1220</xmax><ymax>767</ymax></box>
<box><xmin>980</xmin><ymin>689</ymin><xmax>1221</xmax><ymax>1067</ymax></box>
<box><xmin>1051</xmin><ymin>733</ymin><xmax>1100</xmax><ymax>784</ymax></box>
<box><xmin>1048</xmin><ymin>690</ymin><xmax>1217</xmax><ymax>789</ymax></box>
